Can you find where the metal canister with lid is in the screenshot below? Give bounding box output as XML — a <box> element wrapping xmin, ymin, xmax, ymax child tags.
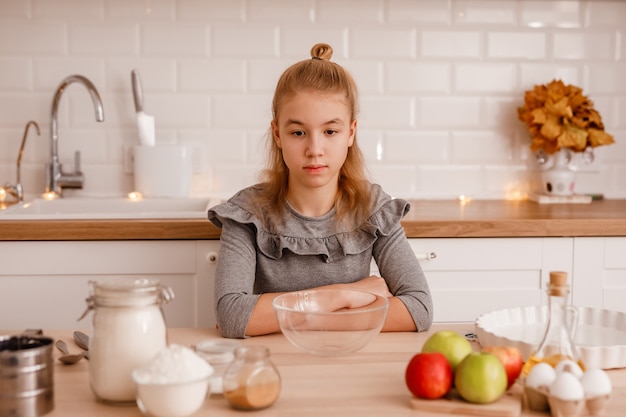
<box><xmin>0</xmin><ymin>334</ymin><xmax>54</xmax><ymax>417</ymax></box>
<box><xmin>79</xmin><ymin>277</ymin><xmax>174</xmax><ymax>404</ymax></box>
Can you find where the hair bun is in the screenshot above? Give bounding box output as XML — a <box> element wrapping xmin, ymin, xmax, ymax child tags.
<box><xmin>310</xmin><ymin>43</ymin><xmax>333</xmax><ymax>61</ymax></box>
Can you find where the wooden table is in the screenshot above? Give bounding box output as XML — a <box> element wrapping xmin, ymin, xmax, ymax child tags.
<box><xmin>21</xmin><ymin>324</ymin><xmax>626</xmax><ymax>417</ymax></box>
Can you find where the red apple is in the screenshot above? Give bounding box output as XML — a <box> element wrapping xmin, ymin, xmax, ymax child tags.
<box><xmin>481</xmin><ymin>345</ymin><xmax>524</xmax><ymax>389</ymax></box>
<box><xmin>405</xmin><ymin>352</ymin><xmax>453</xmax><ymax>399</ymax></box>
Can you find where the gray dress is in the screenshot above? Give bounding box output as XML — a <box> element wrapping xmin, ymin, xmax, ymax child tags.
<box><xmin>208</xmin><ymin>183</ymin><xmax>433</xmax><ymax>338</ymax></box>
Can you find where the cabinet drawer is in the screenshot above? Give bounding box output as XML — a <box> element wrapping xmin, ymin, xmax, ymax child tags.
<box><xmin>0</xmin><ymin>240</ymin><xmax>205</xmax><ymax>329</ymax></box>
<box><xmin>603</xmin><ymin>238</ymin><xmax>626</xmax><ymax>312</ymax></box>
<box><xmin>0</xmin><ymin>241</ymin><xmax>197</xmax><ymax>275</ymax></box>
<box><xmin>409</xmin><ymin>238</ymin><xmax>569</xmax><ymax>323</ymax></box>
<box><xmin>604</xmin><ymin>237</ymin><xmax>626</xmax><ymax>269</ymax></box>
<box><xmin>0</xmin><ymin>274</ymin><xmax>195</xmax><ymax>329</ymax></box>
<box><xmin>409</xmin><ymin>238</ymin><xmax>544</xmax><ymax>271</ymax></box>
<box><xmin>427</xmin><ymin>270</ymin><xmax>541</xmax><ymax>322</ymax></box>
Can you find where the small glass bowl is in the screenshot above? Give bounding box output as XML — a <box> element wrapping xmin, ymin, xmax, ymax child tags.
<box><xmin>195</xmin><ymin>338</ymin><xmax>241</xmax><ymax>395</ymax></box>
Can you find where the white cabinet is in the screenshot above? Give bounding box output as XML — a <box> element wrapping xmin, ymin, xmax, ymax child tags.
<box><xmin>0</xmin><ymin>240</ymin><xmax>220</xmax><ymax>330</ymax></box>
<box><xmin>2</xmin><ymin>236</ymin><xmax>624</xmax><ymax>329</ymax></box>
<box><xmin>411</xmin><ymin>236</ymin><xmax>626</xmax><ymax>323</ymax></box>
<box><xmin>572</xmin><ymin>237</ymin><xmax>626</xmax><ymax>313</ymax></box>
<box><xmin>410</xmin><ymin>237</ymin><xmax>574</xmax><ymax>323</ymax></box>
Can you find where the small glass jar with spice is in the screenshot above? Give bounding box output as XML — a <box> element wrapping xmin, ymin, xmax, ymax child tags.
<box><xmin>222</xmin><ymin>345</ymin><xmax>281</xmax><ymax>410</ymax></box>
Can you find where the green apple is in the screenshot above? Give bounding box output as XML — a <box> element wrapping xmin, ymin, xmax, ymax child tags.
<box><xmin>455</xmin><ymin>352</ymin><xmax>507</xmax><ymax>404</ymax></box>
<box><xmin>421</xmin><ymin>330</ymin><xmax>473</xmax><ymax>371</ymax></box>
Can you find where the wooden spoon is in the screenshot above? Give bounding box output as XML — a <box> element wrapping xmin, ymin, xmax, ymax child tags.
<box><xmin>55</xmin><ymin>339</ymin><xmax>85</xmax><ymax>365</ymax></box>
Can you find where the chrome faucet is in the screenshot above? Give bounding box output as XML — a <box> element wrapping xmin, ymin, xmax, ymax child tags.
<box><xmin>46</xmin><ymin>74</ymin><xmax>104</xmax><ymax>197</ymax></box>
<box><xmin>1</xmin><ymin>120</ymin><xmax>40</xmax><ymax>205</ymax></box>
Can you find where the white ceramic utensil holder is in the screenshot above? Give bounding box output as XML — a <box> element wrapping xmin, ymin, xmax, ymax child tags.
<box><xmin>134</xmin><ymin>145</ymin><xmax>192</xmax><ymax>198</ymax></box>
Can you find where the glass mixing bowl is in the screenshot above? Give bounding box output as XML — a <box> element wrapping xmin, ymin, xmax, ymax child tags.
<box><xmin>272</xmin><ymin>289</ymin><xmax>389</xmax><ymax>356</ymax></box>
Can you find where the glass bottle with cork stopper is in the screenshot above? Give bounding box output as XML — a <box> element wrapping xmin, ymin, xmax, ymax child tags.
<box><xmin>522</xmin><ymin>271</ymin><xmax>584</xmax><ymax>376</ymax></box>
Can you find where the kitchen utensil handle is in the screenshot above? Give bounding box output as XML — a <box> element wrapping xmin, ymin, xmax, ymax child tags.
<box><xmin>131</xmin><ymin>69</ymin><xmax>144</xmax><ymax>112</ymax></box>
<box><xmin>55</xmin><ymin>340</ymin><xmax>70</xmax><ymax>355</ymax></box>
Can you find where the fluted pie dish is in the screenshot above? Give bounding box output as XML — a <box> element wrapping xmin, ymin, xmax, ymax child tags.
<box><xmin>475</xmin><ymin>306</ymin><xmax>626</xmax><ymax>369</ymax></box>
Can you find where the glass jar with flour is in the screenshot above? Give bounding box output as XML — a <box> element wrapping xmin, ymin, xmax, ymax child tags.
<box><xmin>79</xmin><ymin>277</ymin><xmax>174</xmax><ymax>404</ymax></box>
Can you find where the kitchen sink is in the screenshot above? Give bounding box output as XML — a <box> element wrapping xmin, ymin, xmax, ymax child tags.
<box><xmin>0</xmin><ymin>197</ymin><xmax>221</xmax><ymax>220</ymax></box>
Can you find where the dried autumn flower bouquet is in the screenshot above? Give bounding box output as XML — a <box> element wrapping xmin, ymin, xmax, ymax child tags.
<box><xmin>517</xmin><ymin>79</ymin><xmax>615</xmax><ymax>155</ymax></box>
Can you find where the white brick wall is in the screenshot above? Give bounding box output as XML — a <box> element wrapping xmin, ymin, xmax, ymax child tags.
<box><xmin>0</xmin><ymin>0</ymin><xmax>625</xmax><ymax>200</ymax></box>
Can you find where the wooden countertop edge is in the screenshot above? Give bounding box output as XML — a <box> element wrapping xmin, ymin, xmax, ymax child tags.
<box><xmin>402</xmin><ymin>218</ymin><xmax>626</xmax><ymax>238</ymax></box>
<box><xmin>2</xmin><ymin>218</ymin><xmax>626</xmax><ymax>240</ymax></box>
<box><xmin>2</xmin><ymin>199</ymin><xmax>626</xmax><ymax>240</ymax></box>
<box><xmin>0</xmin><ymin>219</ymin><xmax>221</xmax><ymax>241</ymax></box>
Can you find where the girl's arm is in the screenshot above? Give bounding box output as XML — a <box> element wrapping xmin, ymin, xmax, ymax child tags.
<box><xmin>372</xmin><ymin>223</ymin><xmax>434</xmax><ymax>332</ymax></box>
<box><xmin>244</xmin><ymin>293</ymin><xmax>283</xmax><ymax>336</ymax></box>
<box><xmin>213</xmin><ymin>219</ymin><xmax>260</xmax><ymax>338</ymax></box>
<box><xmin>244</xmin><ymin>275</ymin><xmax>415</xmax><ymax>336</ymax></box>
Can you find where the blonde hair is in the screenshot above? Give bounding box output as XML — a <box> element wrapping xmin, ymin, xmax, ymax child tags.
<box><xmin>254</xmin><ymin>43</ymin><xmax>371</xmax><ymax>230</ymax></box>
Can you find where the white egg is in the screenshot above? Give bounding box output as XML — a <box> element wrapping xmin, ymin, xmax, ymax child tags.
<box><xmin>554</xmin><ymin>359</ymin><xmax>583</xmax><ymax>378</ymax></box>
<box><xmin>549</xmin><ymin>371</ymin><xmax>585</xmax><ymax>400</ymax></box>
<box><xmin>526</xmin><ymin>362</ymin><xmax>557</xmax><ymax>389</ymax></box>
<box><xmin>580</xmin><ymin>369</ymin><xmax>612</xmax><ymax>397</ymax></box>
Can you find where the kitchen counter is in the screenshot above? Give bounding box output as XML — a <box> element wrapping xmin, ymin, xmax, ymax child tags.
<box><xmin>16</xmin><ymin>324</ymin><xmax>626</xmax><ymax>417</ymax></box>
<box><xmin>1</xmin><ymin>199</ymin><xmax>626</xmax><ymax>241</ymax></box>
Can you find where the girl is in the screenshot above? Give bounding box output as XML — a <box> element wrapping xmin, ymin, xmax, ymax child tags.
<box><xmin>208</xmin><ymin>43</ymin><xmax>433</xmax><ymax>338</ymax></box>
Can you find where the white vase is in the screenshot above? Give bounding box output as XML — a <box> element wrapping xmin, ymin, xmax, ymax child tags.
<box><xmin>541</xmin><ymin>149</ymin><xmax>576</xmax><ymax>196</ymax></box>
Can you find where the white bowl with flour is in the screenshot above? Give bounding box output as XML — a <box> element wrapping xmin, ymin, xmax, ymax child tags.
<box><xmin>132</xmin><ymin>344</ymin><xmax>213</xmax><ymax>417</ymax></box>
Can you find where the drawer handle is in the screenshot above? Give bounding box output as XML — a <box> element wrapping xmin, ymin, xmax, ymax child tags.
<box><xmin>206</xmin><ymin>252</ymin><xmax>218</xmax><ymax>264</ymax></box>
<box><xmin>416</xmin><ymin>252</ymin><xmax>437</xmax><ymax>261</ymax></box>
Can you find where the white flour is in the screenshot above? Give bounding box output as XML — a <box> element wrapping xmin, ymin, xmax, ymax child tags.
<box><xmin>134</xmin><ymin>344</ymin><xmax>213</xmax><ymax>384</ymax></box>
<box><xmin>133</xmin><ymin>345</ymin><xmax>214</xmax><ymax>417</ymax></box>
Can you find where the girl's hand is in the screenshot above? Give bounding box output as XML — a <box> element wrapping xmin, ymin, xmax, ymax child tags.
<box><xmin>347</xmin><ymin>275</ymin><xmax>393</xmax><ymax>297</ymax></box>
<box><xmin>337</xmin><ymin>276</ymin><xmax>393</xmax><ymax>309</ymax></box>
